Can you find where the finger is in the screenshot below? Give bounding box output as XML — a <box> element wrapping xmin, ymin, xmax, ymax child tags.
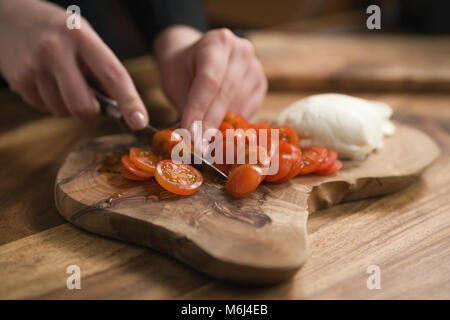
<box><xmin>240</xmin><ymin>77</ymin><xmax>268</xmax><ymax>119</ymax></box>
<box><xmin>18</xmin><ymin>82</ymin><xmax>47</xmax><ymax>113</ymax></box>
<box><xmin>36</xmin><ymin>71</ymin><xmax>70</xmax><ymax>117</ymax></box>
<box><xmin>52</xmin><ymin>56</ymin><xmax>100</xmax><ymax>125</ymax></box>
<box><xmin>181</xmin><ymin>29</ymin><xmax>234</xmax><ymax>132</ymax></box>
<box><xmin>202</xmin><ymin>38</ymin><xmax>254</xmax><ymax>130</ymax></box>
<box><xmin>77</xmin><ymin>28</ymin><xmax>148</xmax><ymax>130</ymax></box>
<box><xmin>229</xmin><ymin>59</ymin><xmax>268</xmax><ymax>118</ymax></box>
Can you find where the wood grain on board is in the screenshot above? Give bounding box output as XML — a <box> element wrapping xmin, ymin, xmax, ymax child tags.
<box><xmin>249</xmin><ymin>31</ymin><xmax>450</xmax><ymax>92</ymax></box>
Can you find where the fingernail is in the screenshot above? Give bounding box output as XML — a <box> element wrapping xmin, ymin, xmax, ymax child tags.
<box><xmin>129</xmin><ymin>111</ymin><xmax>147</xmax><ymax>130</ymax></box>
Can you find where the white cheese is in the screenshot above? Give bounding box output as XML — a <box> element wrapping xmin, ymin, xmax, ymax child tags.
<box><xmin>276</xmin><ymin>93</ymin><xmax>395</xmax><ymax>159</ymax></box>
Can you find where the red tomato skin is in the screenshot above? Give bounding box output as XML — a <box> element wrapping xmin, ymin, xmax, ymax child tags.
<box><xmin>121</xmin><ymin>155</ymin><xmax>154</xmax><ymax>178</ymax></box>
<box><xmin>154</xmin><ymin>160</ymin><xmax>203</xmax><ymax>195</ymax></box>
<box><xmin>129</xmin><ymin>147</ymin><xmax>161</xmax><ymax>174</ymax></box>
<box><xmin>120</xmin><ymin>168</ymin><xmax>149</xmax><ymax>181</ymax></box>
<box><xmin>264</xmin><ymin>141</ymin><xmax>294</xmax><ymax>182</ymax></box>
<box><xmin>315</xmin><ymin>160</ymin><xmax>343</xmax><ymax>175</ymax></box>
<box><xmin>276</xmin><ymin>145</ymin><xmax>302</xmax><ymax>183</ymax></box>
<box><xmin>276</xmin><ymin>126</ymin><xmax>300</xmax><ymax>146</ymax></box>
<box><xmin>316</xmin><ymin>149</ymin><xmax>338</xmax><ymax>172</ymax></box>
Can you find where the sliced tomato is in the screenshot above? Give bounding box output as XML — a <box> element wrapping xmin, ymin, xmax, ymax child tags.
<box><xmin>264</xmin><ymin>141</ymin><xmax>294</xmax><ymax>182</ymax></box>
<box><xmin>219</xmin><ymin>121</ymin><xmax>233</xmax><ymax>134</ymax></box>
<box><xmin>301</xmin><ymin>146</ymin><xmax>328</xmax><ymax>163</ymax></box>
<box><xmin>223</xmin><ymin>112</ymin><xmax>249</xmax><ymax>129</ymax></box>
<box><xmin>238</xmin><ymin>145</ymin><xmax>270</xmax><ymax>167</ymax></box>
<box><xmin>297</xmin><ymin>146</ymin><xmax>328</xmax><ymax>175</ymax></box>
<box><xmin>276</xmin><ymin>145</ymin><xmax>302</xmax><ymax>183</ymax></box>
<box><xmin>249</xmin><ymin>121</ymin><xmax>271</xmax><ymax>130</ymax></box>
<box><xmin>121</xmin><ymin>155</ymin><xmax>154</xmax><ymax>178</ymax></box>
<box><xmin>155</xmin><ymin>160</ymin><xmax>203</xmax><ymax>195</ymax></box>
<box><xmin>213</xmin><ymin>163</ymin><xmax>233</xmax><ymax>175</ymax></box>
<box><xmin>129</xmin><ymin>147</ymin><xmax>161</xmax><ymax>174</ymax></box>
<box><xmin>297</xmin><ymin>155</ymin><xmax>320</xmax><ymax>175</ymax></box>
<box><xmin>254</xmin><ymin>127</ymin><xmax>273</xmax><ymax>155</ymax></box>
<box><xmin>120</xmin><ymin>168</ymin><xmax>149</xmax><ymax>181</ymax></box>
<box><xmin>225</xmin><ymin>164</ymin><xmax>263</xmax><ymax>199</ymax></box>
<box><xmin>151</xmin><ymin>129</ymin><xmax>173</xmax><ymax>157</ymax></box>
<box><xmin>276</xmin><ymin>126</ymin><xmax>300</xmax><ymax>146</ymax></box>
<box><xmin>317</xmin><ymin>148</ymin><xmax>338</xmax><ymax>172</ymax></box>
<box><xmin>150</xmin><ymin>129</ymin><xmax>185</xmax><ymax>159</ymax></box>
<box><xmin>315</xmin><ymin>160</ymin><xmax>343</xmax><ymax>175</ymax></box>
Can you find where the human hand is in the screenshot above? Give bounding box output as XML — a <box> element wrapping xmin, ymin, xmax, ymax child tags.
<box><xmin>154</xmin><ymin>26</ymin><xmax>268</xmax><ymax>134</ymax></box>
<box><xmin>0</xmin><ymin>0</ymin><xmax>148</xmax><ymax>129</ymax></box>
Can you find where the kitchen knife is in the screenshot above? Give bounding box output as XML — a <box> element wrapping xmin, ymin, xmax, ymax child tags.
<box><xmin>93</xmin><ymin>89</ymin><xmax>228</xmax><ymax>179</ymax></box>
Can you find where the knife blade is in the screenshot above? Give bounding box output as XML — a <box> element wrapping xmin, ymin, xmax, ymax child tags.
<box><xmin>93</xmin><ymin>89</ymin><xmax>228</xmax><ymax>179</ymax></box>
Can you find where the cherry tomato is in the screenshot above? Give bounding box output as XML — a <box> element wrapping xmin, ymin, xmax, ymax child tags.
<box><xmin>213</xmin><ymin>139</ymin><xmax>236</xmax><ymax>174</ymax></box>
<box><xmin>297</xmin><ymin>146</ymin><xmax>328</xmax><ymax>175</ymax></box>
<box><xmin>219</xmin><ymin>121</ymin><xmax>233</xmax><ymax>133</ymax></box>
<box><xmin>121</xmin><ymin>155</ymin><xmax>154</xmax><ymax>178</ymax></box>
<box><xmin>238</xmin><ymin>145</ymin><xmax>270</xmax><ymax>167</ymax></box>
<box><xmin>276</xmin><ymin>126</ymin><xmax>300</xmax><ymax>146</ymax></box>
<box><xmin>276</xmin><ymin>145</ymin><xmax>302</xmax><ymax>182</ymax></box>
<box><xmin>120</xmin><ymin>168</ymin><xmax>149</xmax><ymax>181</ymax></box>
<box><xmin>249</xmin><ymin>121</ymin><xmax>271</xmax><ymax>130</ymax></box>
<box><xmin>264</xmin><ymin>141</ymin><xmax>294</xmax><ymax>182</ymax></box>
<box><xmin>302</xmin><ymin>146</ymin><xmax>328</xmax><ymax>163</ymax></box>
<box><xmin>151</xmin><ymin>129</ymin><xmax>173</xmax><ymax>156</ymax></box>
<box><xmin>317</xmin><ymin>149</ymin><xmax>338</xmax><ymax>172</ymax></box>
<box><xmin>315</xmin><ymin>160</ymin><xmax>343</xmax><ymax>175</ymax></box>
<box><xmin>226</xmin><ymin>164</ymin><xmax>263</xmax><ymax>199</ymax></box>
<box><xmin>155</xmin><ymin>160</ymin><xmax>203</xmax><ymax>195</ymax></box>
<box><xmin>253</xmin><ymin>127</ymin><xmax>273</xmax><ymax>155</ymax></box>
<box><xmin>223</xmin><ymin>112</ymin><xmax>249</xmax><ymax>129</ymax></box>
<box><xmin>129</xmin><ymin>147</ymin><xmax>161</xmax><ymax>174</ymax></box>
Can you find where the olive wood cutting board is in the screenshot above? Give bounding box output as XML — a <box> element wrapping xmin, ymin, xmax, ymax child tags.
<box><xmin>55</xmin><ymin>123</ymin><xmax>439</xmax><ymax>284</ymax></box>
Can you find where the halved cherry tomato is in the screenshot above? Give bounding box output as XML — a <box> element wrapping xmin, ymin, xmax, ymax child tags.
<box><xmin>237</xmin><ymin>145</ymin><xmax>270</xmax><ymax>167</ymax></box>
<box><xmin>213</xmin><ymin>163</ymin><xmax>234</xmax><ymax>175</ymax></box>
<box><xmin>129</xmin><ymin>147</ymin><xmax>161</xmax><ymax>174</ymax></box>
<box><xmin>264</xmin><ymin>141</ymin><xmax>294</xmax><ymax>182</ymax></box>
<box><xmin>155</xmin><ymin>160</ymin><xmax>203</xmax><ymax>195</ymax></box>
<box><xmin>151</xmin><ymin>129</ymin><xmax>173</xmax><ymax>157</ymax></box>
<box><xmin>254</xmin><ymin>127</ymin><xmax>273</xmax><ymax>155</ymax></box>
<box><xmin>276</xmin><ymin>126</ymin><xmax>300</xmax><ymax>146</ymax></box>
<box><xmin>249</xmin><ymin>121</ymin><xmax>271</xmax><ymax>130</ymax></box>
<box><xmin>237</xmin><ymin>145</ymin><xmax>270</xmax><ymax>182</ymax></box>
<box><xmin>213</xmin><ymin>139</ymin><xmax>236</xmax><ymax>174</ymax></box>
<box><xmin>226</xmin><ymin>164</ymin><xmax>263</xmax><ymax>199</ymax></box>
<box><xmin>121</xmin><ymin>155</ymin><xmax>154</xmax><ymax>178</ymax></box>
<box><xmin>276</xmin><ymin>145</ymin><xmax>302</xmax><ymax>183</ymax></box>
<box><xmin>315</xmin><ymin>160</ymin><xmax>343</xmax><ymax>175</ymax></box>
<box><xmin>120</xmin><ymin>168</ymin><xmax>149</xmax><ymax>181</ymax></box>
<box><xmin>301</xmin><ymin>146</ymin><xmax>328</xmax><ymax>163</ymax></box>
<box><xmin>297</xmin><ymin>146</ymin><xmax>328</xmax><ymax>175</ymax></box>
<box><xmin>219</xmin><ymin>121</ymin><xmax>233</xmax><ymax>133</ymax></box>
<box><xmin>317</xmin><ymin>148</ymin><xmax>338</xmax><ymax>172</ymax></box>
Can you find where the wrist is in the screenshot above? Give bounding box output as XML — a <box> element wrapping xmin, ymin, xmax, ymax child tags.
<box><xmin>153</xmin><ymin>25</ymin><xmax>202</xmax><ymax>64</ymax></box>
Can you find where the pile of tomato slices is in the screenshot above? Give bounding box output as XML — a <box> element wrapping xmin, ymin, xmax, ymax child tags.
<box><xmin>119</xmin><ymin>112</ymin><xmax>342</xmax><ymax>199</ymax></box>
<box><xmin>120</xmin><ymin>147</ymin><xmax>203</xmax><ymax>196</ymax></box>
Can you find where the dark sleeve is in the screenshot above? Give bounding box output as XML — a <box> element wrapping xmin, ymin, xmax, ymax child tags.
<box><xmin>124</xmin><ymin>0</ymin><xmax>209</xmax><ymax>47</ymax></box>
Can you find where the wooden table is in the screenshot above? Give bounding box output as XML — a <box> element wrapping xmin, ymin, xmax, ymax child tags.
<box><xmin>1</xmin><ymin>34</ymin><xmax>449</xmax><ymax>299</ymax></box>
